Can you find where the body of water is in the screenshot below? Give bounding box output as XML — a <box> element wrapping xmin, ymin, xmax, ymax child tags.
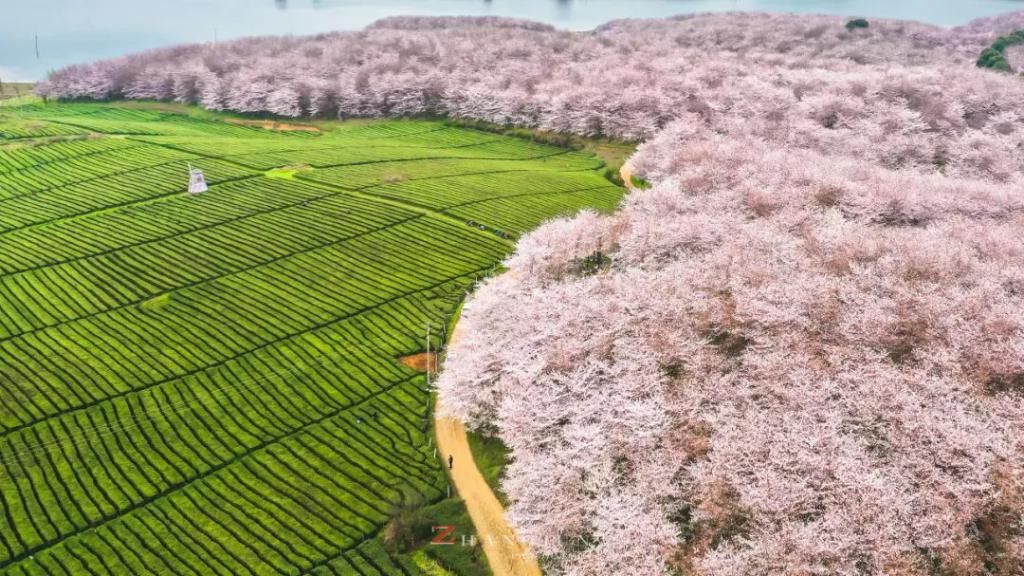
<box><xmin>2</xmin><ymin>0</ymin><xmax>1023</xmax><ymax>81</ymax></box>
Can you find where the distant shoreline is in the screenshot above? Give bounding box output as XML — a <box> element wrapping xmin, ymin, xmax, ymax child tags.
<box><xmin>3</xmin><ymin>2</ymin><xmax>1022</xmax><ymax>80</ymax></box>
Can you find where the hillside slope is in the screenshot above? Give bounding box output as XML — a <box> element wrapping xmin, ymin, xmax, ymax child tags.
<box><xmin>0</xmin><ymin>101</ymin><xmax>623</xmax><ymax>576</ymax></box>
<box><xmin>29</xmin><ymin>8</ymin><xmax>1024</xmax><ymax>575</ymax></box>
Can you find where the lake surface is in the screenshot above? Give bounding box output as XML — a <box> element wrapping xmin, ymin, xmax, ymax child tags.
<box><xmin>2</xmin><ymin>0</ymin><xmax>1023</xmax><ymax>81</ymax></box>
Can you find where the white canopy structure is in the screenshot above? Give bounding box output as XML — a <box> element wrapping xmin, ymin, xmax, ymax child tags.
<box><xmin>188</xmin><ymin>163</ymin><xmax>208</xmax><ymax>194</ymax></box>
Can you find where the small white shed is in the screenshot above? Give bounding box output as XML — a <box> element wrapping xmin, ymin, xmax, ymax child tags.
<box><xmin>188</xmin><ymin>164</ymin><xmax>208</xmax><ymax>194</ymax></box>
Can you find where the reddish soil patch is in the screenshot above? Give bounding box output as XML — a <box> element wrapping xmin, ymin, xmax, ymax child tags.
<box><xmin>399</xmin><ymin>352</ymin><xmax>438</xmax><ymax>373</ymax></box>
<box><xmin>226</xmin><ymin>118</ymin><xmax>321</xmax><ymax>133</ymax></box>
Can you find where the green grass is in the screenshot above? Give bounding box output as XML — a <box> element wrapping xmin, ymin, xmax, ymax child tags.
<box><xmin>467</xmin><ymin>432</ymin><xmax>511</xmax><ymax>506</ymax></box>
<box><xmin>442</xmin><ymin>117</ymin><xmax>635</xmax><ymax>186</ymax></box>
<box><xmin>0</xmin><ymin>100</ymin><xmax>625</xmax><ymax>575</ymax></box>
<box><xmin>0</xmin><ymin>83</ymin><xmax>34</xmax><ymax>104</ymax></box>
<box><xmin>407</xmin><ymin>499</ymin><xmax>489</xmax><ymax>576</ymax></box>
<box><xmin>412</xmin><ymin>550</ymin><xmax>457</xmax><ymax>576</ymax></box>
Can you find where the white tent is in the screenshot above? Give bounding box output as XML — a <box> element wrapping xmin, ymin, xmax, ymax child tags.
<box><xmin>188</xmin><ymin>163</ymin><xmax>208</xmax><ymax>194</ymax></box>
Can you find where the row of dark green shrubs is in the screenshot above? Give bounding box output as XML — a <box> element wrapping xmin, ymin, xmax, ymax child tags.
<box><xmin>845</xmin><ymin>18</ymin><xmax>869</xmax><ymax>32</ymax></box>
<box><xmin>977</xmin><ymin>29</ymin><xmax>1024</xmax><ymax>72</ymax></box>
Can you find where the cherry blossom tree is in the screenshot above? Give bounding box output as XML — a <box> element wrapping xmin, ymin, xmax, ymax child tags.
<box><xmin>39</xmin><ymin>11</ymin><xmax>1024</xmax><ymax>150</ymax></box>
<box><xmin>441</xmin><ymin>129</ymin><xmax>1024</xmax><ymax>574</ymax></box>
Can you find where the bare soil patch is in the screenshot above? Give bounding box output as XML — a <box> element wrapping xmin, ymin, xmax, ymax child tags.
<box><xmin>226</xmin><ymin>118</ymin><xmax>321</xmax><ymax>133</ymax></box>
<box><xmin>399</xmin><ymin>352</ymin><xmax>438</xmax><ymax>373</ymax></box>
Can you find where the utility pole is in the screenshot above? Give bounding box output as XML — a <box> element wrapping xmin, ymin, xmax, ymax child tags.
<box><xmin>425</xmin><ymin>321</ymin><xmax>432</xmax><ymax>389</ymax></box>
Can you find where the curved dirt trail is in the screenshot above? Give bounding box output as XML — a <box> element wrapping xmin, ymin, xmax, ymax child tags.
<box><xmin>435</xmin><ymin>409</ymin><xmax>542</xmax><ymax>576</ymax></box>
<box><xmin>432</xmin><ymin>163</ymin><xmax>639</xmax><ymax>575</ymax></box>
<box><xmin>620</xmin><ymin>162</ymin><xmax>638</xmax><ymax>192</ymax></box>
<box><xmin>432</xmin><ymin>158</ymin><xmax>638</xmax><ymax>569</ymax></box>
<box><xmin>435</xmin><ymin>328</ymin><xmax>542</xmax><ymax>576</ymax></box>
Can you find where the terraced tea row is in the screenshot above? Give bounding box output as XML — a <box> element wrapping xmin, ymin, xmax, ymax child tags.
<box><xmin>0</xmin><ymin>139</ymin><xmax>144</xmax><ymax>174</ymax></box>
<box><xmin>0</xmin><ymin>216</ymin><xmax>505</xmax><ymax>429</ymax></box>
<box><xmin>0</xmin><ymin>158</ymin><xmax>255</xmax><ymax>233</ymax></box>
<box><xmin>0</xmin><ymin>102</ymin><xmax>624</xmax><ymax>575</ymax></box>
<box><xmin>0</xmin><ymin>180</ymin><xmax>418</xmax><ymax>336</ymax></box>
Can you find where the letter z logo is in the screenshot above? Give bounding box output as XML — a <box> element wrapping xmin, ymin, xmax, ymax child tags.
<box><xmin>431</xmin><ymin>525</ymin><xmax>456</xmax><ymax>545</ymax></box>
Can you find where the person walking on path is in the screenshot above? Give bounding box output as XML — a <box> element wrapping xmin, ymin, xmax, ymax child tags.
<box><xmin>435</xmin><ymin>398</ymin><xmax>542</xmax><ymax>576</ymax></box>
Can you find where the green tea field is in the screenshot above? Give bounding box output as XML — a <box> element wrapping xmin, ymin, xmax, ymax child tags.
<box><xmin>0</xmin><ymin>103</ymin><xmax>624</xmax><ymax>575</ymax></box>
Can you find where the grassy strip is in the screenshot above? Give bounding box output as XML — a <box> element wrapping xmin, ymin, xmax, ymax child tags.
<box><xmin>442</xmin><ymin>117</ymin><xmax>636</xmax><ymax>186</ymax></box>
<box><xmin>0</xmin><ymin>82</ymin><xmax>34</xmax><ymax>102</ymax></box>
<box><xmin>466</xmin><ymin>432</ymin><xmax>511</xmax><ymax>507</ymax></box>
<box><xmin>383</xmin><ymin>493</ymin><xmax>491</xmax><ymax>576</ymax></box>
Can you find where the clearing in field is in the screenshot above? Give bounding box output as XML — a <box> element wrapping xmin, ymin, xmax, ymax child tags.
<box><xmin>0</xmin><ymin>102</ymin><xmax>624</xmax><ymax>575</ymax></box>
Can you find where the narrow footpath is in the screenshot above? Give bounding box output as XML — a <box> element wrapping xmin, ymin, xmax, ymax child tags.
<box><xmin>620</xmin><ymin>162</ymin><xmax>638</xmax><ymax>192</ymax></box>
<box><xmin>434</xmin><ymin>326</ymin><xmax>542</xmax><ymax>576</ymax></box>
<box><xmin>432</xmin><ymin>161</ymin><xmax>637</xmax><ymax>576</ymax></box>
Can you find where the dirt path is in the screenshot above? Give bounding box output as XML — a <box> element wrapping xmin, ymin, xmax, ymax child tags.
<box><xmin>428</xmin><ymin>153</ymin><xmax>643</xmax><ymax>575</ymax></box>
<box><xmin>435</xmin><ymin>406</ymin><xmax>542</xmax><ymax>576</ymax></box>
<box><xmin>427</xmin><ymin>156</ymin><xmax>635</xmax><ymax>576</ymax></box>
<box><xmin>435</xmin><ymin>328</ymin><xmax>542</xmax><ymax>576</ymax></box>
<box><xmin>225</xmin><ymin>118</ymin><xmax>321</xmax><ymax>133</ymax></box>
<box><xmin>620</xmin><ymin>162</ymin><xmax>638</xmax><ymax>192</ymax></box>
